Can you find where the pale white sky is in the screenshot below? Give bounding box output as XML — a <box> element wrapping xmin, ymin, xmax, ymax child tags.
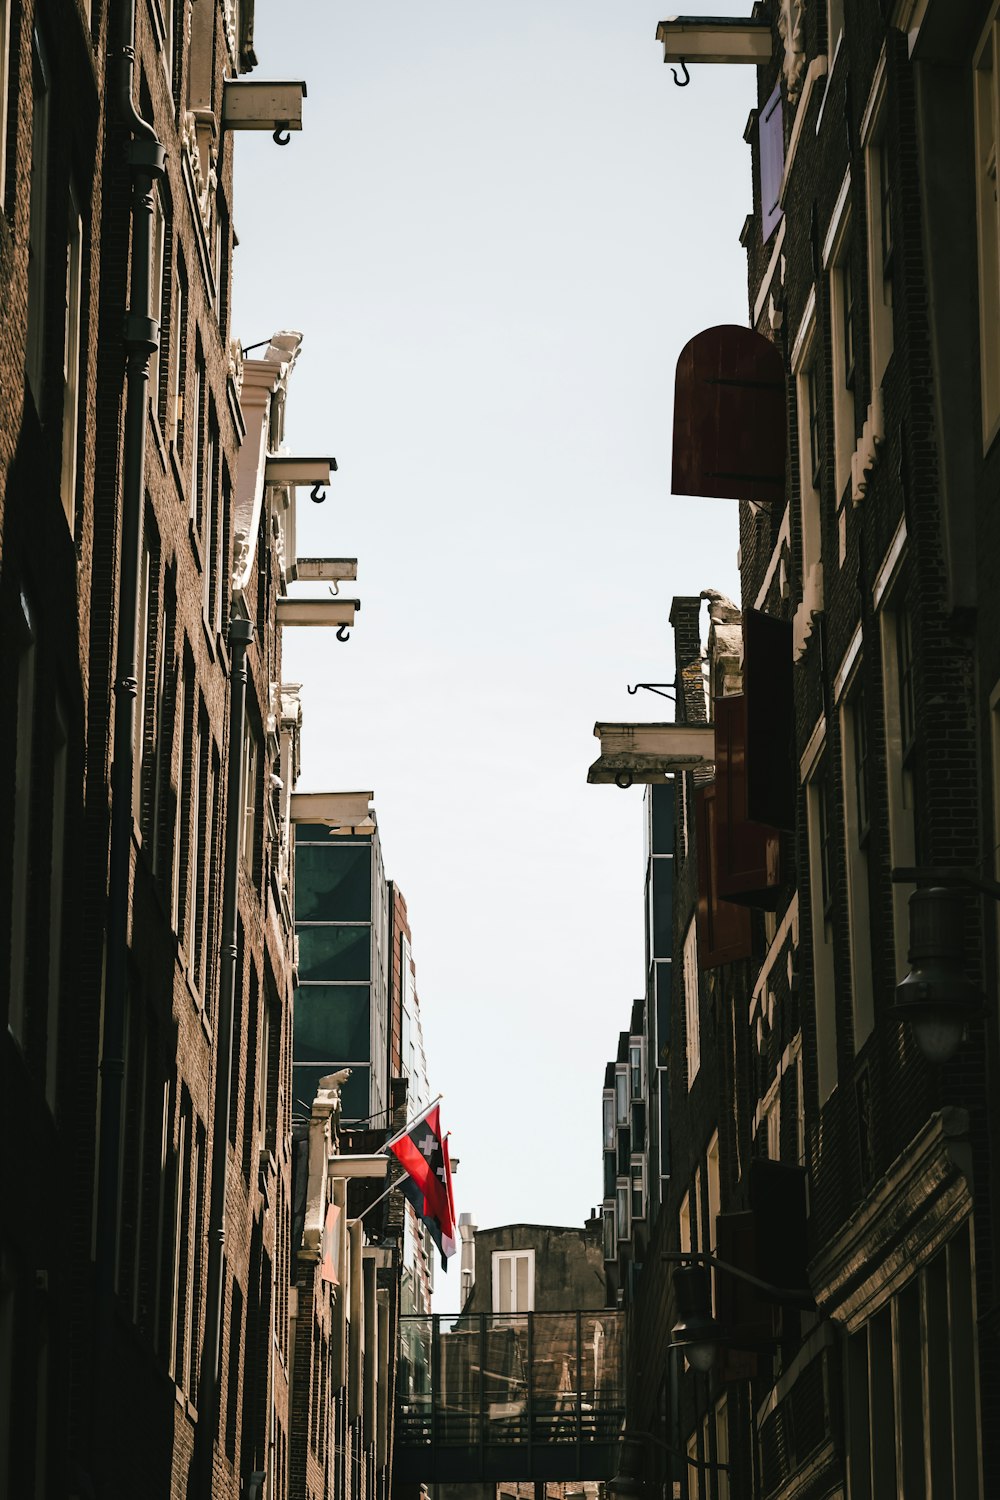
<box><xmin>233</xmin><ymin>2</ymin><xmax>754</xmax><ymax>1302</ymax></box>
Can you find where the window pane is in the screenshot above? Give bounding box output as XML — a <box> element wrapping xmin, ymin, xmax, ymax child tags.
<box><xmin>515</xmin><ymin>1255</ymin><xmax>529</xmax><ymax>1312</ymax></box>
<box><xmin>296</xmin><ymin>843</ymin><xmax>372</xmax><ymax>922</ymax></box>
<box><xmin>294</xmin><ymin>985</ymin><xmax>370</xmax><ymax>1063</ymax></box>
<box><xmin>297</xmin><ymin>925</ymin><xmax>371</xmax><ymax>983</ymax></box>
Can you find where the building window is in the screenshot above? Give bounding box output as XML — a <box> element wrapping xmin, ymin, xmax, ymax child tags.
<box><xmin>828</xmin><ymin>213</ymin><xmax>856</xmax><ymax>521</ymax></box>
<box><xmin>133</xmin><ymin>540</ymin><xmax>152</xmax><ymax>826</ymax></box>
<box><xmin>683</xmin><ymin>917</ymin><xmax>700</xmax><ymax>1088</ymax></box>
<box><xmin>629</xmin><ymin>1040</ymin><xmax>643</xmax><ymax>1100</ymax></box>
<box><xmin>630</xmin><ymin>1157</ymin><xmax>645</xmax><ymax>1222</ymax></box>
<box><xmin>603</xmin><ymin>1092</ymin><xmax>615</xmax><ymax>1151</ymax></box>
<box><xmin>492</xmin><ymin>1250</ymin><xmax>534</xmax><ymax>1314</ymax></box>
<box><xmin>25</xmin><ymin>30</ymin><xmax>51</xmax><ymax>409</ymax></box>
<box><xmin>602</xmin><ymin>1206</ymin><xmax>615</xmax><ymax>1263</ymax></box>
<box><xmin>46</xmin><ymin>697</ymin><xmax>68</xmax><ymax>1111</ymax></box>
<box><xmin>241</xmin><ymin>722</ymin><xmax>260</xmax><ymax>876</ymax></box>
<box><xmin>841</xmin><ymin>684</ymin><xmax>875</xmax><ymax>1048</ymax></box>
<box><xmin>865</xmin><ymin>95</ymin><xmax>894</xmax><ymax>388</ymax></box>
<box><xmin>975</xmin><ymin>13</ymin><xmax>1000</xmax><ymax>447</ymax></box>
<box><xmin>203</xmin><ymin>411</ymin><xmax>218</xmax><ymax>623</ymax></box>
<box><xmin>615</xmin><ymin>1066</ymin><xmax>629</xmax><ymax>1125</ymax></box>
<box><xmin>706</xmin><ymin>1132</ymin><xmax>720</xmax><ymax>1256</ymax></box>
<box><xmin>793</xmin><ymin>300</ymin><xmax>824</xmax><ymax>653</ymax></box>
<box><xmin>189</xmin><ymin>347</ymin><xmax>204</xmax><ymax>526</ymax></box>
<box><xmin>61</xmin><ymin>186</ymin><xmax>83</xmax><ymax>531</ymax></box>
<box><xmin>0</xmin><ymin>0</ymin><xmax>12</xmax><ymax>205</ymax></box>
<box><xmin>679</xmin><ymin>1191</ymin><xmax>691</xmax><ymax>1255</ymax></box>
<box><xmin>150</xmin><ymin>187</ymin><xmax>166</xmax><ymax>423</ymax></box>
<box><xmin>616</xmin><ymin>1185</ymin><xmax>630</xmax><ymax>1245</ymax></box>
<box><xmin>9</xmin><ymin>590</ymin><xmax>37</xmax><ymax>1046</ymax></box>
<box><xmin>881</xmin><ymin>600</ymin><xmax>917</xmax><ymax>982</ymax></box>
<box><xmin>168</xmin><ymin>259</ymin><xmax>187</xmax><ymax>444</ymax></box>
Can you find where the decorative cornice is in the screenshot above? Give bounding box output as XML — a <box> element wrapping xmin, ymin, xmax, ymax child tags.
<box><xmin>808</xmin><ymin>1108</ymin><xmax>973</xmax><ymax>1333</ymax></box>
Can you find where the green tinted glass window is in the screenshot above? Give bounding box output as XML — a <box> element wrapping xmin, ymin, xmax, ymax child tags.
<box><xmin>294</xmin><ymin>985</ymin><xmax>370</xmax><ymax>1063</ymax></box>
<box><xmin>296</xmin><ymin>843</ymin><xmax>371</xmax><ymax>922</ymax></box>
<box><xmin>293</xmin><ymin>1063</ymin><xmax>370</xmax><ymax>1122</ymax></box>
<box><xmin>297</xmin><ymin>925</ymin><xmax>371</xmax><ymax>982</ymax></box>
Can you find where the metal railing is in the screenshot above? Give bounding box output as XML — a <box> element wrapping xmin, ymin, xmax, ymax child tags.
<box><xmin>394</xmin><ymin>1310</ymin><xmax>625</xmax><ymax>1483</ymax></box>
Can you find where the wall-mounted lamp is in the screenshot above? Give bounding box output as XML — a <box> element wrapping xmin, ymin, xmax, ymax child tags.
<box><xmin>890</xmin><ymin>870</ymin><xmax>991</xmax><ymax>1064</ymax></box>
<box><xmin>670</xmin><ymin>1265</ymin><xmax>721</xmax><ymax>1373</ymax></box>
<box><xmin>609</xmin><ymin>1423</ymin><xmax>729</xmax><ymax>1495</ymax></box>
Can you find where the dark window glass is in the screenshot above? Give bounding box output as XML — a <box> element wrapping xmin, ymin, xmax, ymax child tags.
<box><xmin>604</xmin><ymin>1150</ymin><xmax>616</xmax><ymax>1200</ymax></box>
<box><xmin>295</xmin><ymin>843</ymin><xmax>371</xmax><ymax>922</ymax></box>
<box><xmin>843</xmin><ymin>252</ymin><xmax>856</xmax><ymax>391</ymax></box>
<box><xmin>879</xmin><ymin>141</ymin><xmax>893</xmax><ymax>289</ymax></box>
<box><xmin>655</xmin><ymin>963</ymin><xmax>672</xmax><ymax>1066</ymax></box>
<box><xmin>617</xmin><ymin>1126</ymin><xmax>630</xmax><ymax>1177</ymax></box>
<box><xmin>297</xmin><ymin>925</ymin><xmax>371</xmax><ymax>983</ymax></box>
<box><xmin>817</xmin><ymin>769</ymin><xmax>834</xmax><ymax>921</ymax></box>
<box><xmin>853</xmin><ymin>692</ymin><xmax>870</xmax><ymax>846</ymax></box>
<box><xmin>631</xmin><ymin>1101</ymin><xmax>646</xmax><ymax>1152</ymax></box>
<box><xmin>897</xmin><ymin>609</ymin><xmax>915</xmax><ymax>763</ymax></box>
<box><xmin>651</xmin><ymin>858</ymin><xmax>673</xmax><ymax>960</ymax></box>
<box><xmin>651</xmin><ymin>783</ymin><xmax>675</xmax><ymax>855</ymax></box>
<box><xmin>807</xmin><ymin>362</ymin><xmax>822</xmax><ymax>487</ymax></box>
<box><xmin>294</xmin><ymin>984</ymin><xmax>370</xmax><ymax>1063</ymax></box>
<box><xmin>292</xmin><ymin>1063</ymin><xmax>370</xmax><ymax>1122</ymax></box>
<box><xmin>631</xmin><ymin>1163</ymin><xmax>644</xmax><ymax>1221</ymax></box>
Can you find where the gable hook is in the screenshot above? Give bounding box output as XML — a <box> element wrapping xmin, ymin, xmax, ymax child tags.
<box><xmin>336</xmin><ymin>624</ymin><xmax>350</xmax><ymax>642</ymax></box>
<box><xmin>670</xmin><ymin>58</ymin><xmax>691</xmax><ymax>87</ymax></box>
<box><xmin>273</xmin><ymin>124</ymin><xmax>292</xmax><ymax>146</ymax></box>
<box><xmin>310</xmin><ymin>482</ymin><xmax>326</xmax><ymax>503</ymax></box>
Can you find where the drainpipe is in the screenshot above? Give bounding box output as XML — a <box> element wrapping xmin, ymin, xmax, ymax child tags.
<box><xmin>94</xmin><ymin>0</ymin><xmax>164</xmax><ymax>1419</ymax></box>
<box><xmin>196</xmin><ymin>615</ymin><xmax>255</xmax><ymax>1495</ymax></box>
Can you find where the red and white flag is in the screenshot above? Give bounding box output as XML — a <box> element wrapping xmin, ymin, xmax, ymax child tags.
<box><xmin>387</xmin><ymin>1103</ymin><xmax>457</xmax><ymax>1269</ymax></box>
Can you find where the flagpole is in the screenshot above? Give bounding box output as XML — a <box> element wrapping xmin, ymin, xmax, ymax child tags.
<box><xmin>379</xmin><ymin>1092</ymin><xmax>444</xmax><ymax>1155</ymax></box>
<box><xmin>352</xmin><ymin>1170</ymin><xmax>405</xmax><ymax>1223</ymax></box>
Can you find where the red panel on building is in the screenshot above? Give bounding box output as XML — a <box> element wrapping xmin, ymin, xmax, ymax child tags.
<box><xmin>714</xmin><ymin>694</ymin><xmax>782</xmax><ymax>909</ymax></box>
<box><xmin>695</xmin><ymin>782</ymin><xmax>753</xmax><ymax>970</ymax></box>
<box><xmin>671</xmin><ymin>325</ymin><xmax>786</xmax><ymax>504</ymax></box>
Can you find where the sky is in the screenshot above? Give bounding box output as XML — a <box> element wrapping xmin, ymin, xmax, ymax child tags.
<box><xmin>232</xmin><ymin>2</ymin><xmax>755</xmax><ymax>1303</ymax></box>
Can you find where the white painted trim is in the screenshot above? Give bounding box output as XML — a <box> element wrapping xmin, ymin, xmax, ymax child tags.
<box><xmin>749</xmin><ymin>894</ymin><xmax>800</xmax><ymax>1024</ymax></box>
<box><xmin>860</xmin><ymin>49</ymin><xmax>888</xmax><ymax>146</ymax></box>
<box><xmin>833</xmin><ymin>623</ymin><xmax>863</xmax><ymax>704</ymax></box>
<box><xmin>815</xmin><ymin>29</ymin><xmax>844</xmax><ymax>135</ymax></box>
<box><xmin>791</xmin><ymin>286</ymin><xmax>818</xmax><ymax>373</ymax></box>
<box><xmin>779</xmin><ymin>56</ymin><xmax>829</xmax><ymax>209</ymax></box>
<box><xmin>873</xmin><ymin>516</ymin><xmax>908</xmax><ymax>611</ymax></box>
<box><xmin>753</xmin><ymin>506</ymin><xmax>792</xmax><ymax>610</ymax></box>
<box><xmin>822</xmin><ymin>168</ymin><xmax>853</xmax><ymax>269</ymax></box>
<box><xmin>753</xmin><ymin>218</ymin><xmax>787</xmax><ymax>329</ymax></box>
<box><xmin>800</xmin><ymin>713</ymin><xmax>827</xmax><ymax>782</ymax></box>
<box><xmin>491</xmin><ymin>1248</ymin><xmax>535</xmax><ymax>1314</ymax></box>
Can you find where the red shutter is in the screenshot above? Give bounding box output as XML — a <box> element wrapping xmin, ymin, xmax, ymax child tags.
<box><xmin>759</xmin><ymin>82</ymin><xmax>784</xmax><ymax>242</ymax></box>
<box><xmin>715</xmin><ymin>695</ymin><xmax>782</xmax><ymax>909</ymax></box>
<box><xmin>695</xmin><ymin>783</ymin><xmax>753</xmax><ymax>970</ymax></box>
<box><xmin>671</xmin><ymin>325</ymin><xmax>786</xmax><ymax>505</ymax></box>
<box><xmin>745</xmin><ymin>610</ymin><xmax>795</xmax><ymax>830</ymax></box>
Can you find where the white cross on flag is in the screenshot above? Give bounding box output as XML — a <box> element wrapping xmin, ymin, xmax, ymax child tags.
<box><xmin>387</xmin><ymin>1103</ymin><xmax>457</xmax><ymax>1269</ymax></box>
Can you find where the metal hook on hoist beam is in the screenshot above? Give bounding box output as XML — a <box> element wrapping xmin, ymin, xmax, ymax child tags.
<box><xmin>670</xmin><ymin>58</ymin><xmax>691</xmax><ymax>87</ymax></box>
<box><xmin>336</xmin><ymin>624</ymin><xmax>350</xmax><ymax>642</ymax></box>
<box><xmin>273</xmin><ymin>124</ymin><xmax>291</xmax><ymax>146</ymax></box>
<box><xmin>310</xmin><ymin>482</ymin><xmax>326</xmax><ymax>503</ymax></box>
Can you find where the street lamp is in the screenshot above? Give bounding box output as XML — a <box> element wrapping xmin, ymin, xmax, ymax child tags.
<box><xmin>891</xmin><ymin>870</ymin><xmax>991</xmax><ymax>1065</ymax></box>
<box><xmin>669</xmin><ymin>1266</ymin><xmax>720</xmax><ymax>1373</ymax></box>
<box><xmin>608</xmin><ymin>1423</ymin><xmax>729</xmax><ymax>1495</ymax></box>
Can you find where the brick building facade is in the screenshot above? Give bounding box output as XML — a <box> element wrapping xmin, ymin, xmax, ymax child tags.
<box><xmin>600</xmin><ymin>2</ymin><xmax>1000</xmax><ymax>1496</ymax></box>
<box><xmin>0</xmin><ymin>1</ymin><xmax>319</xmax><ymax>1496</ymax></box>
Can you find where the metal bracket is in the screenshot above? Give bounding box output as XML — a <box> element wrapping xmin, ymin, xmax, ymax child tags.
<box><xmin>626</xmin><ymin>683</ymin><xmax>676</xmax><ymax>700</ymax></box>
<box><xmin>671</xmin><ymin>58</ymin><xmax>691</xmax><ymax>87</ymax></box>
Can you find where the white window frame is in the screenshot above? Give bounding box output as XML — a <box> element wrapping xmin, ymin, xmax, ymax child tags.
<box><xmin>61</xmin><ymin>184</ymin><xmax>83</xmax><ymax>531</ymax></box>
<box><xmin>0</xmin><ymin>0</ymin><xmax>12</xmax><ymax>199</ymax></box>
<box><xmin>975</xmin><ymin>11</ymin><xmax>1000</xmax><ymax>450</ymax></box>
<box><xmin>683</xmin><ymin>917</ymin><xmax>700</xmax><ymax>1088</ymax></box>
<box><xmin>679</xmin><ymin>1190</ymin><xmax>691</xmax><ymax>1255</ymax></box>
<box><xmin>879</xmin><ymin>597</ymin><xmax>917</xmax><ymax>982</ymax></box>
<box><xmin>823</xmin><ymin>174</ymin><xmax>854</xmax><ymax>554</ymax></box>
<box><xmin>9</xmin><ymin>590</ymin><xmax>37</xmax><ymax>1046</ymax></box>
<box><xmin>26</xmin><ymin>29</ymin><xmax>51</xmax><ymax>409</ymax></box>
<box><xmin>840</xmin><ymin>680</ymin><xmax>875</xmax><ymax>1050</ymax></box>
<box><xmin>792</xmin><ymin>293</ymin><xmax>824</xmax><ymax>657</ymax></box>
<box><xmin>706</xmin><ymin>1131</ymin><xmax>720</xmax><ymax>1256</ymax></box>
<box><xmin>149</xmin><ymin>185</ymin><xmax>166</xmax><ymax>423</ymax></box>
<box><xmin>491</xmin><ymin>1249</ymin><xmax>534</xmax><ymax>1314</ymax></box>
<box><xmin>240</xmin><ymin>723</ymin><xmax>259</xmax><ymax>874</ymax></box>
<box><xmin>46</xmin><ymin>696</ymin><xmax>68</xmax><ymax>1111</ymax></box>
<box><xmin>863</xmin><ymin>71</ymin><xmax>894</xmax><ymax>391</ymax></box>
<box><xmin>804</xmin><ymin>732</ymin><xmax>838</xmax><ymax>1104</ymax></box>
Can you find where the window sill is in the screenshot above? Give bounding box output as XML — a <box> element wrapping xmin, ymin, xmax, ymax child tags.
<box><xmin>149</xmin><ymin>402</ymin><xmax>168</xmax><ymax>472</ymax></box>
